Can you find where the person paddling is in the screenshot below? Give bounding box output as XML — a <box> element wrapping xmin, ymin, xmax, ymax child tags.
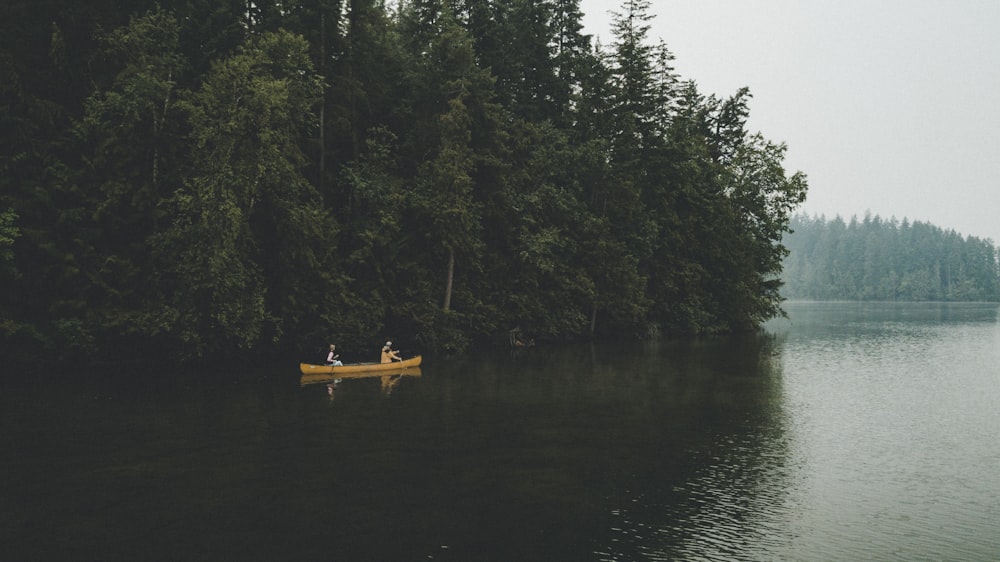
<box><xmin>380</xmin><ymin>341</ymin><xmax>401</xmax><ymax>363</ymax></box>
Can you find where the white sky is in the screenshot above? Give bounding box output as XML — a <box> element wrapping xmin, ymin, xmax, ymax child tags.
<box><xmin>579</xmin><ymin>0</ymin><xmax>1000</xmax><ymax>243</ymax></box>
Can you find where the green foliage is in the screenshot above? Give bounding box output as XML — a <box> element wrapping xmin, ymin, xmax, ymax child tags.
<box><xmin>0</xmin><ymin>209</ymin><xmax>24</xmax><ymax>359</ymax></box>
<box><xmin>0</xmin><ymin>209</ymin><xmax>18</xmax><ymax>274</ymax></box>
<box><xmin>782</xmin><ymin>214</ymin><xmax>1000</xmax><ymax>301</ymax></box>
<box><xmin>2</xmin><ymin>0</ymin><xmax>809</xmax><ymax>369</ymax></box>
<box><xmin>154</xmin><ymin>29</ymin><xmax>324</xmax><ymax>359</ymax></box>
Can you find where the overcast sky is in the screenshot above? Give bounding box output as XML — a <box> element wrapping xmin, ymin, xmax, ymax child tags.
<box><xmin>578</xmin><ymin>0</ymin><xmax>1000</xmax><ymax>243</ymax></box>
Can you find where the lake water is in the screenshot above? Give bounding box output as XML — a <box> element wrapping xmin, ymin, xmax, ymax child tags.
<box><xmin>3</xmin><ymin>302</ymin><xmax>999</xmax><ymax>560</ymax></box>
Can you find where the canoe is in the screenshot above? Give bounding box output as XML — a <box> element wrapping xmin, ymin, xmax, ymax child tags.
<box><xmin>299</xmin><ymin>355</ymin><xmax>422</xmax><ymax>375</ymax></box>
<box><xmin>300</xmin><ymin>367</ymin><xmax>422</xmax><ymax>387</ymax></box>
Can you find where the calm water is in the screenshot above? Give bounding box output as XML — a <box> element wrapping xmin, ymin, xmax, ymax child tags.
<box><xmin>3</xmin><ymin>302</ymin><xmax>999</xmax><ymax>560</ymax></box>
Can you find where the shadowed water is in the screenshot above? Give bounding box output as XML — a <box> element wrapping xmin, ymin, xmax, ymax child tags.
<box><xmin>2</xmin><ymin>302</ymin><xmax>998</xmax><ymax>560</ymax></box>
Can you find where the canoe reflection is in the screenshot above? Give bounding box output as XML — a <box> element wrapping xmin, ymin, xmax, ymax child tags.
<box><xmin>300</xmin><ymin>367</ymin><xmax>422</xmax><ymax>398</ymax></box>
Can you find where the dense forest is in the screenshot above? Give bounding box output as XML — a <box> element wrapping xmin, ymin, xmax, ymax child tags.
<box><xmin>1</xmin><ymin>0</ymin><xmax>807</xmax><ymax>368</ymax></box>
<box><xmin>781</xmin><ymin>214</ymin><xmax>1000</xmax><ymax>301</ymax></box>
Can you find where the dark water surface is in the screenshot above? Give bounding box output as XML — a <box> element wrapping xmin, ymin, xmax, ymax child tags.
<box><xmin>3</xmin><ymin>302</ymin><xmax>999</xmax><ymax>560</ymax></box>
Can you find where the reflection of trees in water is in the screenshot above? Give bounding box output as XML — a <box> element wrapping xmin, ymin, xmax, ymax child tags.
<box><xmin>295</xmin><ymin>335</ymin><xmax>799</xmax><ymax>560</ymax></box>
<box><xmin>583</xmin><ymin>332</ymin><xmax>802</xmax><ymax>561</ymax></box>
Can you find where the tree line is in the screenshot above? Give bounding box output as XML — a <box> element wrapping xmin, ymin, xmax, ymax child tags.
<box><xmin>0</xmin><ymin>0</ymin><xmax>806</xmax><ymax>369</ymax></box>
<box><xmin>781</xmin><ymin>213</ymin><xmax>1000</xmax><ymax>301</ymax></box>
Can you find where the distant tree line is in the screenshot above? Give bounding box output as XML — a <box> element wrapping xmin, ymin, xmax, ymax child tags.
<box><xmin>1</xmin><ymin>0</ymin><xmax>806</xmax><ymax>369</ymax></box>
<box><xmin>781</xmin><ymin>213</ymin><xmax>1000</xmax><ymax>301</ymax></box>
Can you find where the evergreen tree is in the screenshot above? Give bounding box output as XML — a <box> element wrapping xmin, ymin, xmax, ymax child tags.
<box><xmin>782</xmin><ymin>213</ymin><xmax>999</xmax><ymax>302</ymax></box>
<box><xmin>154</xmin><ymin>30</ymin><xmax>323</xmax><ymax>359</ymax></box>
<box><xmin>72</xmin><ymin>9</ymin><xmax>188</xmax><ymax>357</ymax></box>
<box><xmin>0</xmin><ymin>0</ymin><xmax>816</xmax><ymax>369</ymax></box>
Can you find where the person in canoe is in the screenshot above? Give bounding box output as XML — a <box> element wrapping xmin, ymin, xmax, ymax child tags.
<box><xmin>326</xmin><ymin>344</ymin><xmax>343</xmax><ymax>366</ymax></box>
<box><xmin>381</xmin><ymin>341</ymin><xmax>402</xmax><ymax>363</ymax></box>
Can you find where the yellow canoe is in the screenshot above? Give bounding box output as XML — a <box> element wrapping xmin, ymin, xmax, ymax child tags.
<box><xmin>300</xmin><ymin>367</ymin><xmax>421</xmax><ymax>387</ymax></box>
<box><xmin>299</xmin><ymin>355</ymin><xmax>422</xmax><ymax>375</ymax></box>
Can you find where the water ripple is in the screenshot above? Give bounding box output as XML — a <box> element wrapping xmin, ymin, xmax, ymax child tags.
<box><xmin>597</xmin><ymin>304</ymin><xmax>1000</xmax><ymax>561</ymax></box>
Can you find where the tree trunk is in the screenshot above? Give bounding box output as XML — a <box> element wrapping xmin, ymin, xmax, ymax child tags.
<box><xmin>318</xmin><ymin>11</ymin><xmax>326</xmax><ymax>202</ymax></box>
<box><xmin>443</xmin><ymin>246</ymin><xmax>454</xmax><ymax>311</ymax></box>
<box><xmin>152</xmin><ymin>73</ymin><xmax>172</xmax><ymax>230</ymax></box>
